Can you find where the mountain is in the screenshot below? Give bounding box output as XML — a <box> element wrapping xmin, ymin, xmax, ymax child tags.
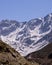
<box><xmin>0</xmin><ymin>13</ymin><xmax>52</xmax><ymax>56</ymax></box>
<box><xmin>0</xmin><ymin>40</ymin><xmax>38</xmax><ymax>65</ymax></box>
<box><xmin>25</xmin><ymin>43</ymin><xmax>52</xmax><ymax>65</ymax></box>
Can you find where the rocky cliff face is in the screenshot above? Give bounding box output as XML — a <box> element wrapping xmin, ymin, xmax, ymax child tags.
<box><xmin>0</xmin><ymin>40</ymin><xmax>38</xmax><ymax>65</ymax></box>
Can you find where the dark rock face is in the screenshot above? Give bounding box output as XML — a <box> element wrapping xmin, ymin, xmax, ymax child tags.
<box><xmin>25</xmin><ymin>43</ymin><xmax>52</xmax><ymax>65</ymax></box>
<box><xmin>48</xmin><ymin>53</ymin><xmax>52</xmax><ymax>59</ymax></box>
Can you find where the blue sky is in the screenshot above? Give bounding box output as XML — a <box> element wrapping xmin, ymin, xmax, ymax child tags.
<box><xmin>0</xmin><ymin>0</ymin><xmax>52</xmax><ymax>22</ymax></box>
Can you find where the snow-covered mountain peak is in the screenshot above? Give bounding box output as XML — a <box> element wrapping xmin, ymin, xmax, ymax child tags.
<box><xmin>0</xmin><ymin>13</ymin><xmax>52</xmax><ymax>56</ymax></box>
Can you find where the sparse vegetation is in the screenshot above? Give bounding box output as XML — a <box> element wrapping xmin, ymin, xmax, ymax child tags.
<box><xmin>0</xmin><ymin>40</ymin><xmax>39</xmax><ymax>65</ymax></box>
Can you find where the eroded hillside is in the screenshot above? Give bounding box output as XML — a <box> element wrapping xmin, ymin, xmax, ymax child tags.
<box><xmin>0</xmin><ymin>40</ymin><xmax>38</xmax><ymax>65</ymax></box>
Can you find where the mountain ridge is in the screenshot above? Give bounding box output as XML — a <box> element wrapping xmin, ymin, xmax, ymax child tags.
<box><xmin>0</xmin><ymin>13</ymin><xmax>52</xmax><ymax>56</ymax></box>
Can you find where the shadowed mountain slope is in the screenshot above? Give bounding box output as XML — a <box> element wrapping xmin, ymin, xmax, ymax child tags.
<box><xmin>26</xmin><ymin>43</ymin><xmax>52</xmax><ymax>65</ymax></box>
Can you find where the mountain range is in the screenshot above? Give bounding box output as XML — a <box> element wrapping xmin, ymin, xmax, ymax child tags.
<box><xmin>0</xmin><ymin>13</ymin><xmax>52</xmax><ymax>56</ymax></box>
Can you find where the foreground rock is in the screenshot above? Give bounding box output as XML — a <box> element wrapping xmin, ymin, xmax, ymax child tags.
<box><xmin>0</xmin><ymin>40</ymin><xmax>38</xmax><ymax>65</ymax></box>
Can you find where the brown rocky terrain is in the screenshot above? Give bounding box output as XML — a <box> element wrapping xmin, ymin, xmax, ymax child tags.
<box><xmin>26</xmin><ymin>43</ymin><xmax>52</xmax><ymax>65</ymax></box>
<box><xmin>0</xmin><ymin>40</ymin><xmax>39</xmax><ymax>65</ymax></box>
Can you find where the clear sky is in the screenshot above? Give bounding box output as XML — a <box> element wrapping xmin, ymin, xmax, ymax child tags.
<box><xmin>0</xmin><ymin>0</ymin><xmax>52</xmax><ymax>22</ymax></box>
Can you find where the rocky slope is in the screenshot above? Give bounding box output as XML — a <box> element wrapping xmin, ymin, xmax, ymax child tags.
<box><xmin>0</xmin><ymin>13</ymin><xmax>52</xmax><ymax>56</ymax></box>
<box><xmin>0</xmin><ymin>40</ymin><xmax>38</xmax><ymax>65</ymax></box>
<box><xmin>26</xmin><ymin>43</ymin><xmax>52</xmax><ymax>65</ymax></box>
